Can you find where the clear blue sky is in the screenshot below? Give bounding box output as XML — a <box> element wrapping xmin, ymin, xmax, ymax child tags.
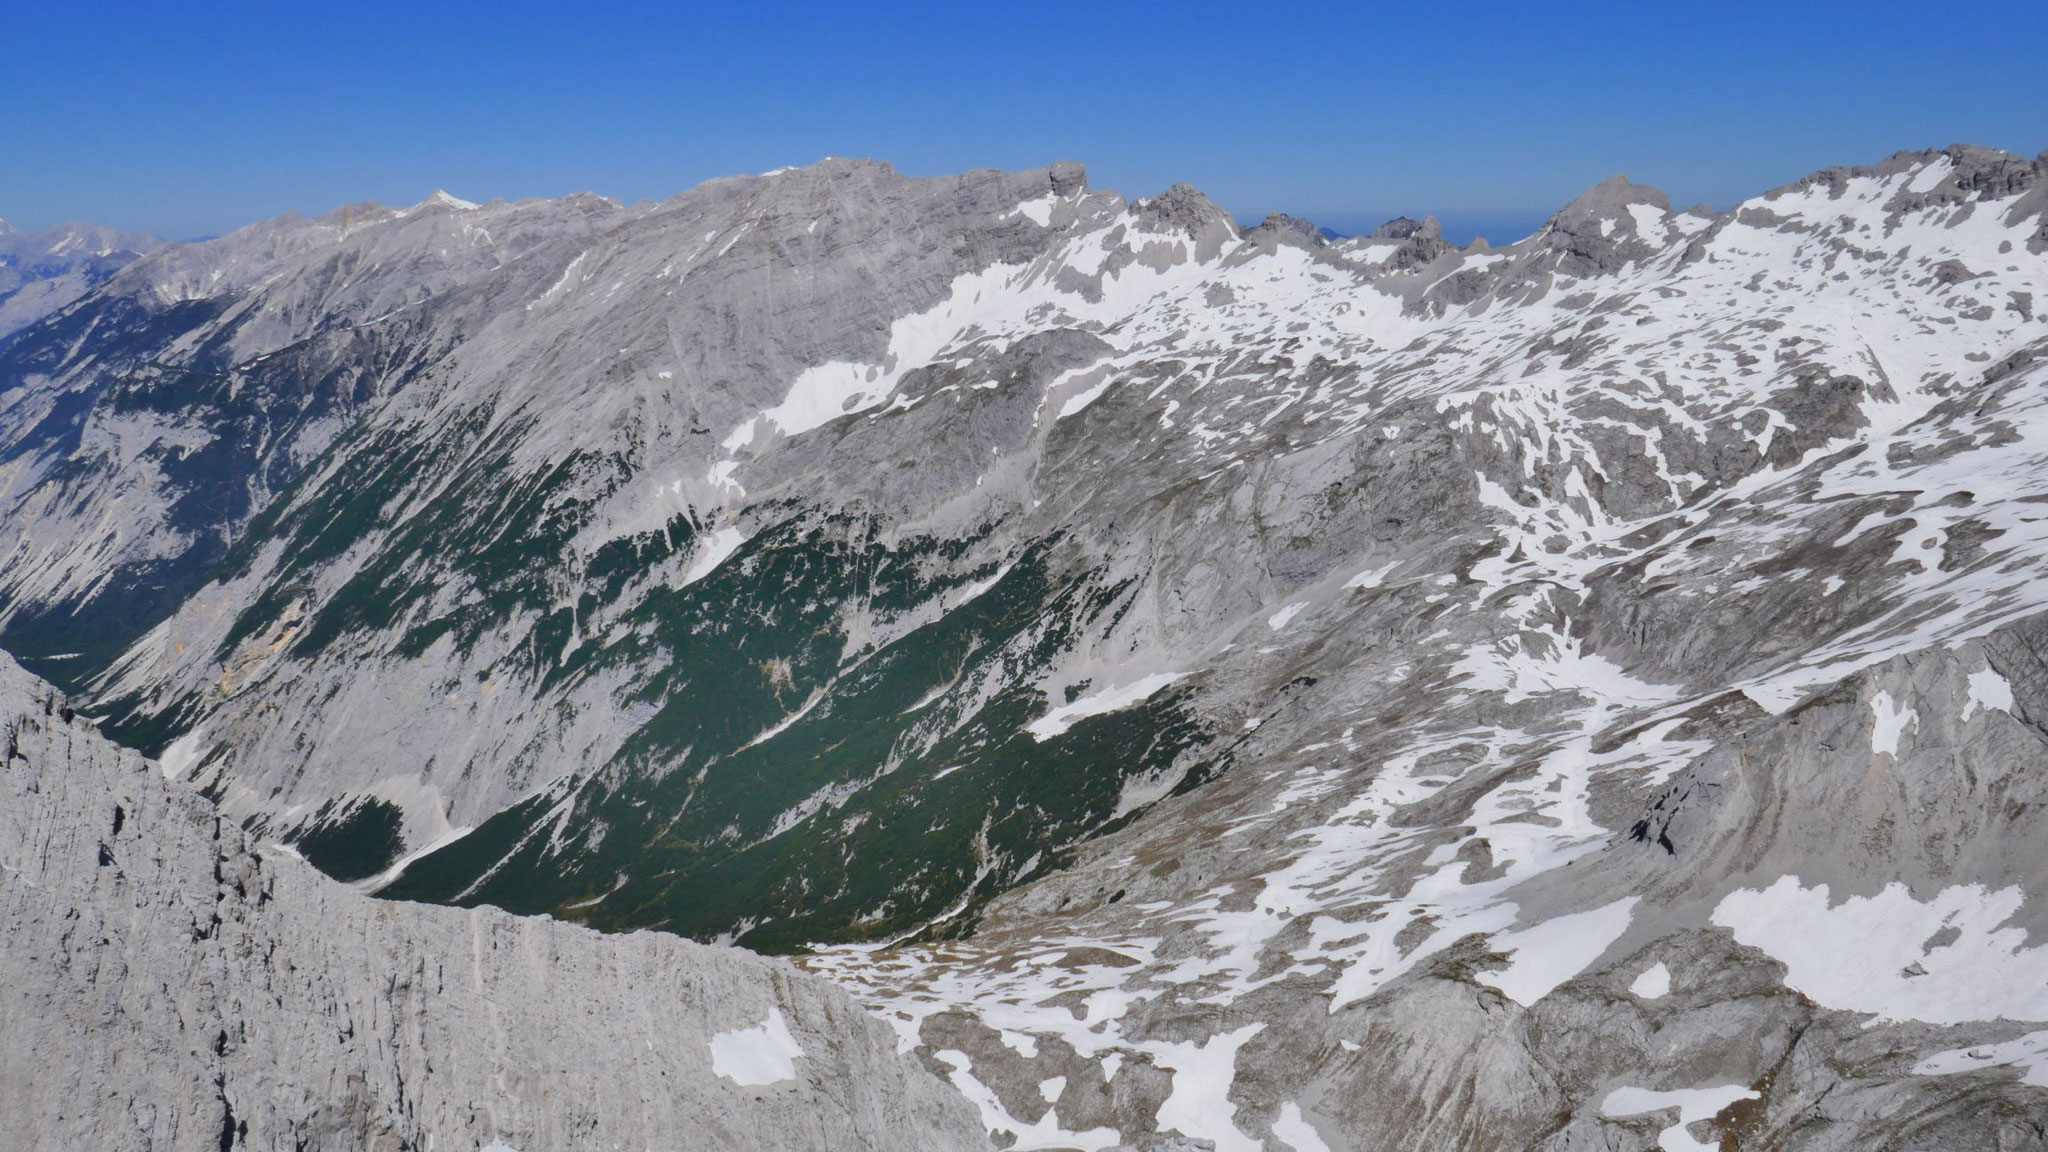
<box><xmin>5</xmin><ymin>0</ymin><xmax>2043</xmax><ymax>242</ymax></box>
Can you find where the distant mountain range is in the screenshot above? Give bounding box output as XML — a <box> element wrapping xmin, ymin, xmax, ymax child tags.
<box><xmin>0</xmin><ymin>217</ymin><xmax>160</xmax><ymax>339</ymax></box>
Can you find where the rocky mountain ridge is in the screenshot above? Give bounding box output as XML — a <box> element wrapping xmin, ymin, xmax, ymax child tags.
<box><xmin>0</xmin><ymin>648</ymin><xmax>985</xmax><ymax>1151</ymax></box>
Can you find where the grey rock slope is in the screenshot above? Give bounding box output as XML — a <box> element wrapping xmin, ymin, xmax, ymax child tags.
<box><xmin>814</xmin><ymin>624</ymin><xmax>2048</xmax><ymax>1151</ymax></box>
<box><xmin>0</xmin><ymin>650</ymin><xmax>986</xmax><ymax>1152</ymax></box>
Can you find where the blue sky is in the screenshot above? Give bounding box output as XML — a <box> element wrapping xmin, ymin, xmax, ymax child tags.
<box><xmin>5</xmin><ymin>0</ymin><xmax>2043</xmax><ymax>241</ymax></box>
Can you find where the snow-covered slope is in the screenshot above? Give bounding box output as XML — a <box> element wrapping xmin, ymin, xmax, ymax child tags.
<box><xmin>0</xmin><ymin>649</ymin><xmax>985</xmax><ymax>1151</ymax></box>
<box><xmin>4</xmin><ymin>144</ymin><xmax>2048</xmax><ymax>1148</ymax></box>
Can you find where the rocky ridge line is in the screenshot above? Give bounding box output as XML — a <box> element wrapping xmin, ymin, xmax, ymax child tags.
<box><xmin>0</xmin><ymin>650</ymin><xmax>985</xmax><ymax>1152</ymax></box>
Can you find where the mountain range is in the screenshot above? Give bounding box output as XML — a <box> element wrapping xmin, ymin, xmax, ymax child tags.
<box><xmin>4</xmin><ymin>142</ymin><xmax>2048</xmax><ymax>1150</ymax></box>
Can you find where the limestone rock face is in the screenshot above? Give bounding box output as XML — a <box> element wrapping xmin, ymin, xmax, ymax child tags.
<box><xmin>0</xmin><ymin>651</ymin><xmax>986</xmax><ymax>1152</ymax></box>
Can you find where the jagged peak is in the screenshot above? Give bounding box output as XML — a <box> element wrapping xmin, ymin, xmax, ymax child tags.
<box><xmin>749</xmin><ymin>156</ymin><xmax>899</xmax><ymax>182</ymax></box>
<box><xmin>1873</xmin><ymin>142</ymin><xmax>2033</xmax><ymax>179</ymax></box>
<box><xmin>1046</xmin><ymin>160</ymin><xmax>1088</xmax><ymax>198</ymax></box>
<box><xmin>1553</xmin><ymin>173</ymin><xmax>1673</xmax><ymax>222</ymax></box>
<box><xmin>1130</xmin><ymin>182</ymin><xmax>1235</xmax><ymax>240</ymax></box>
<box><xmin>1517</xmin><ymin>173</ymin><xmax>1681</xmax><ymax>278</ymax></box>
<box><xmin>1243</xmin><ymin>212</ymin><xmax>1327</xmax><ymax>247</ymax></box>
<box><xmin>1768</xmin><ymin>143</ymin><xmax>2043</xmax><ymax>206</ymax></box>
<box><xmin>1920</xmin><ymin>143</ymin><xmax>2041</xmax><ymax>199</ymax></box>
<box><xmin>315</xmin><ymin>198</ymin><xmax>397</xmax><ymax>225</ymax></box>
<box><xmin>421</xmin><ymin>189</ymin><xmax>479</xmax><ymax>211</ymax></box>
<box><xmin>1370</xmin><ymin>215</ymin><xmax>1441</xmax><ymax>241</ymax></box>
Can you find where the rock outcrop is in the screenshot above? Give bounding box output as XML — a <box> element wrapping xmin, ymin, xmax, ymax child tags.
<box><xmin>0</xmin><ymin>651</ymin><xmax>985</xmax><ymax>1152</ymax></box>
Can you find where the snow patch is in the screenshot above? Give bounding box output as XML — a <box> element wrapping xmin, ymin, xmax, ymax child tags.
<box><xmin>1712</xmin><ymin>876</ymin><xmax>2048</xmax><ymax>1024</ymax></box>
<box><xmin>1963</xmin><ymin>666</ymin><xmax>2014</xmax><ymax>722</ymax></box>
<box><xmin>1271</xmin><ymin>1102</ymin><xmax>1332</xmax><ymax>1152</ymax></box>
<box><xmin>1343</xmin><ymin>563</ymin><xmax>1395</xmax><ymax>590</ymax></box>
<box><xmin>1055</xmin><ymin>366</ymin><xmax>1120</xmax><ymax>420</ymax></box>
<box><xmin>1012</xmin><ymin>194</ymin><xmax>1059</xmax><ymax>227</ymax></box>
<box><xmin>158</xmin><ymin>729</ymin><xmax>208</xmax><ymax>781</ymax></box>
<box><xmin>1625</xmin><ymin>202</ymin><xmax>1668</xmax><ymax>238</ymax></box>
<box><xmin>1150</xmin><ymin>1024</ymin><xmax>1266</xmax><ymax>1152</ymax></box>
<box><xmin>1026</xmin><ymin>672</ymin><xmax>1186</xmax><ymax>741</ymax></box>
<box><xmin>1478</xmin><ymin>897</ymin><xmax>1639</xmax><ymax>1006</ymax></box>
<box><xmin>1452</xmin><ymin>633</ymin><xmax>1674</xmax><ymax>709</ymax></box>
<box><xmin>1267</xmin><ymin>602</ymin><xmax>1307</xmax><ymax>630</ymax></box>
<box><xmin>708</xmin><ymin>1007</ymin><xmax>805</xmax><ymax>1086</ymax></box>
<box><xmin>681</xmin><ymin>526</ymin><xmax>748</xmax><ymax>587</ymax></box>
<box><xmin>999</xmin><ymin>1030</ymin><xmax>1039</xmax><ymax>1058</ymax></box>
<box><xmin>1915</xmin><ymin>1028</ymin><xmax>2048</xmax><ymax>1087</ymax></box>
<box><xmin>1600</xmin><ymin>1084</ymin><xmax>1758</xmax><ymax>1152</ymax></box>
<box><xmin>1741</xmin><ymin>680</ymin><xmax>1807</xmax><ymax>715</ymax></box>
<box><xmin>1869</xmin><ymin>690</ymin><xmax>1918</xmax><ymax>756</ymax></box>
<box><xmin>1630</xmin><ymin>961</ymin><xmax>1672</xmax><ymax>1000</ymax></box>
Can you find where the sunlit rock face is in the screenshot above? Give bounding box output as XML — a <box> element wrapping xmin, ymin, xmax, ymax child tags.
<box><xmin>5</xmin><ymin>145</ymin><xmax>2048</xmax><ymax>1149</ymax></box>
